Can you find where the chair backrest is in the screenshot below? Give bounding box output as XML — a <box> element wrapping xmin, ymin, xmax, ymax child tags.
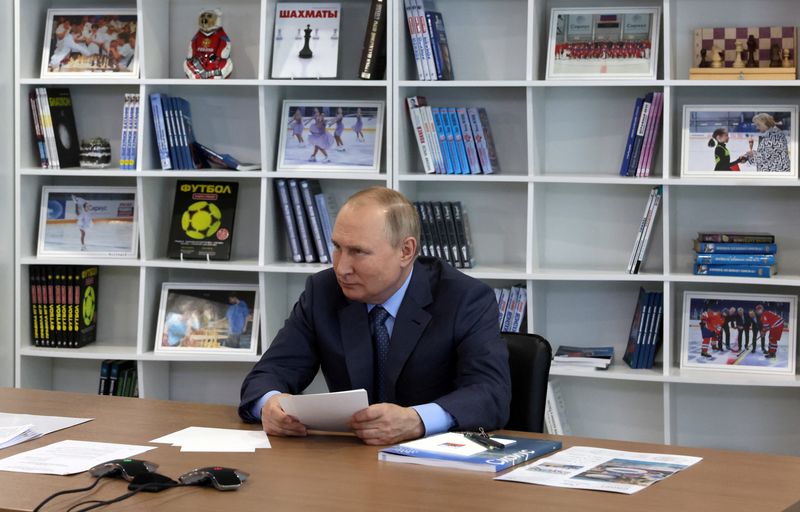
<box><xmin>502</xmin><ymin>332</ymin><xmax>552</xmax><ymax>433</ymax></box>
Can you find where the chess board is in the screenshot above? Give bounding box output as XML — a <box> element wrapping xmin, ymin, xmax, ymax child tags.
<box><xmin>693</xmin><ymin>26</ymin><xmax>795</xmax><ymax>67</ymax></box>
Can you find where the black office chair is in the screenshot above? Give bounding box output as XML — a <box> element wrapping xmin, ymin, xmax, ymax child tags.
<box><xmin>502</xmin><ymin>332</ymin><xmax>552</xmax><ymax>433</ymax></box>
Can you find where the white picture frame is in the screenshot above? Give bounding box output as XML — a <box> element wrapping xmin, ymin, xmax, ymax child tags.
<box><xmin>154</xmin><ymin>282</ymin><xmax>260</xmax><ymax>356</ymax></box>
<box><xmin>681</xmin><ymin>291</ymin><xmax>797</xmax><ymax>375</ymax></box>
<box><xmin>41</xmin><ymin>8</ymin><xmax>140</xmax><ymax>79</ymax></box>
<box><xmin>681</xmin><ymin>105</ymin><xmax>798</xmax><ymax>179</ymax></box>
<box><xmin>38</xmin><ymin>186</ymin><xmax>139</xmax><ymax>258</ymax></box>
<box><xmin>546</xmin><ymin>7</ymin><xmax>660</xmax><ymax>80</ymax></box>
<box><xmin>276</xmin><ymin>100</ymin><xmax>384</xmax><ymax>172</ymax></box>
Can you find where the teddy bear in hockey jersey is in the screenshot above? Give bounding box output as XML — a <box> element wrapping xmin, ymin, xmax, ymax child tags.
<box><xmin>184</xmin><ymin>8</ymin><xmax>233</xmax><ymax>79</ymax></box>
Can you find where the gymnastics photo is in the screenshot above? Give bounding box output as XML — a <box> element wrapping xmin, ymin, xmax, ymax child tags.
<box><xmin>155</xmin><ymin>283</ymin><xmax>259</xmax><ymax>356</ymax></box>
<box><xmin>41</xmin><ymin>8</ymin><xmax>139</xmax><ymax>78</ymax></box>
<box><xmin>572</xmin><ymin>458</ymin><xmax>689</xmax><ymax>488</ymax></box>
<box><xmin>277</xmin><ymin>100</ymin><xmax>384</xmax><ymax>172</ymax></box>
<box><xmin>547</xmin><ymin>7</ymin><xmax>660</xmax><ymax>79</ymax></box>
<box><xmin>38</xmin><ymin>186</ymin><xmax>138</xmax><ymax>258</ymax></box>
<box><xmin>681</xmin><ymin>105</ymin><xmax>798</xmax><ymax>178</ymax></box>
<box><xmin>681</xmin><ymin>291</ymin><xmax>796</xmax><ymax>375</ymax></box>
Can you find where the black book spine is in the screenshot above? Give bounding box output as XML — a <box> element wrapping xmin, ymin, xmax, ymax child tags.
<box><xmin>451</xmin><ymin>201</ymin><xmax>471</xmax><ymax>269</ymax></box>
<box><xmin>442</xmin><ymin>202</ymin><xmax>462</xmax><ymax>268</ymax></box>
<box><xmin>359</xmin><ymin>0</ymin><xmax>386</xmax><ymax>79</ymax></box>
<box><xmin>77</xmin><ymin>266</ymin><xmax>99</xmax><ymax>349</ymax></box>
<box><xmin>431</xmin><ymin>202</ymin><xmax>452</xmax><ymax>264</ymax></box>
<box><xmin>423</xmin><ymin>202</ymin><xmax>442</xmax><ymax>260</ymax></box>
<box><xmin>29</xmin><ymin>267</ymin><xmax>39</xmax><ymax>346</ymax></box>
<box><xmin>287</xmin><ymin>180</ymin><xmax>317</xmax><ymax>262</ymax></box>
<box><xmin>275</xmin><ymin>179</ymin><xmax>303</xmax><ymax>263</ymax></box>
<box><xmin>299</xmin><ymin>180</ymin><xmax>330</xmax><ymax>264</ymax></box>
<box><xmin>414</xmin><ymin>202</ymin><xmax>429</xmax><ymax>257</ymax></box>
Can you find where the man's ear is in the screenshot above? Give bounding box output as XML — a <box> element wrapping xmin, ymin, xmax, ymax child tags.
<box><xmin>400</xmin><ymin>236</ymin><xmax>418</xmax><ymax>266</ymax></box>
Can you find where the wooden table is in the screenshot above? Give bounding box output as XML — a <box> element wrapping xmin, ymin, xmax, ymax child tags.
<box><xmin>1</xmin><ymin>388</ymin><xmax>799</xmax><ymax>511</ymax></box>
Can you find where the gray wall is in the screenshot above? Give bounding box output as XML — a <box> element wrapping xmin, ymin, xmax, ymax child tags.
<box><xmin>0</xmin><ymin>0</ymin><xmax>13</xmax><ymax>386</ymax></box>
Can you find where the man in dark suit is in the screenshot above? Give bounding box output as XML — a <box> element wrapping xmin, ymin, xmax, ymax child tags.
<box><xmin>239</xmin><ymin>187</ymin><xmax>510</xmax><ymax>445</ymax></box>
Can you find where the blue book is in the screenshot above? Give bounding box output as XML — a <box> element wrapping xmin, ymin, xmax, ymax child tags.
<box><xmin>627</xmin><ymin>93</ymin><xmax>653</xmax><ymax>176</ymax></box>
<box><xmin>554</xmin><ymin>346</ymin><xmax>614</xmax><ymax>359</ymax></box>
<box><xmin>162</xmin><ymin>95</ymin><xmax>182</xmax><ymax>169</ymax></box>
<box><xmin>440</xmin><ymin>108</ymin><xmax>462</xmax><ymax>174</ymax></box>
<box><xmin>287</xmin><ymin>179</ymin><xmax>317</xmax><ymax>263</ymax></box>
<box><xmin>194</xmin><ymin>143</ymin><xmax>260</xmax><ymax>171</ymax></box>
<box><xmin>149</xmin><ymin>93</ymin><xmax>171</xmax><ymax>170</ymax></box>
<box><xmin>693</xmin><ymin>264</ymin><xmax>777</xmax><ymax>278</ymax></box>
<box><xmin>634</xmin><ymin>292</ymin><xmax>655</xmax><ymax>369</ymax></box>
<box><xmin>695</xmin><ymin>253</ymin><xmax>776</xmax><ymax>265</ymax></box>
<box><xmin>315</xmin><ymin>193</ymin><xmax>335</xmax><ymax>260</ymax></box>
<box><xmin>299</xmin><ymin>179</ymin><xmax>330</xmax><ymax>264</ymax></box>
<box><xmin>620</xmin><ymin>97</ymin><xmax>643</xmax><ymax>175</ymax></box>
<box><xmin>178</xmin><ymin>98</ymin><xmax>197</xmax><ymax>169</ymax></box>
<box><xmin>274</xmin><ymin>179</ymin><xmax>303</xmax><ymax>263</ymax></box>
<box><xmin>425</xmin><ymin>12</ymin><xmax>444</xmax><ymax>80</ymax></box>
<box><xmin>448</xmin><ymin>108</ymin><xmax>470</xmax><ymax>173</ymax></box>
<box><xmin>379</xmin><ymin>433</ymin><xmax>562</xmax><ymax>473</ymax></box>
<box><xmin>623</xmin><ymin>287</ymin><xmax>647</xmax><ymax>369</ymax></box>
<box><xmin>644</xmin><ymin>293</ymin><xmax>663</xmax><ymax>369</ymax></box>
<box><xmin>431</xmin><ymin>108</ymin><xmax>454</xmax><ymax>174</ymax></box>
<box><xmin>693</xmin><ymin>241</ymin><xmax>777</xmax><ymax>254</ymax></box>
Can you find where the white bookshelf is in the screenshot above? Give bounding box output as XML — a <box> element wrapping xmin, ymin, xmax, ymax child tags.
<box><xmin>12</xmin><ymin>0</ymin><xmax>800</xmax><ymax>456</ymax></box>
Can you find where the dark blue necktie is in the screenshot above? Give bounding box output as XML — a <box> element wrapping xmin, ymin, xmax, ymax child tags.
<box><xmin>369</xmin><ymin>306</ymin><xmax>390</xmax><ymax>403</ymax></box>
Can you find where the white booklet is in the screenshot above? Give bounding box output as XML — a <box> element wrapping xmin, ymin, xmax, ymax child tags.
<box><xmin>279</xmin><ymin>389</ymin><xmax>368</xmax><ymax>432</ymax></box>
<box><xmin>271</xmin><ymin>3</ymin><xmax>342</xmax><ymax>78</ymax></box>
<box><xmin>495</xmin><ymin>446</ymin><xmax>702</xmax><ymax>494</ymax></box>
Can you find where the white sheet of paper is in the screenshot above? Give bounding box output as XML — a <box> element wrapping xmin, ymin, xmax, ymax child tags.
<box><xmin>151</xmin><ymin>427</ymin><xmax>270</xmax><ymax>451</ymax></box>
<box><xmin>0</xmin><ymin>440</ymin><xmax>155</xmax><ymax>475</ymax></box>
<box><xmin>0</xmin><ymin>413</ymin><xmax>92</xmax><ymax>437</ymax></box>
<box><xmin>278</xmin><ymin>389</ymin><xmax>369</xmax><ymax>432</ymax></box>
<box><xmin>0</xmin><ymin>425</ymin><xmax>34</xmax><ymax>446</ymax></box>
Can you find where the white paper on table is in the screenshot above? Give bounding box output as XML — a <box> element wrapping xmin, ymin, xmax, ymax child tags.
<box><xmin>278</xmin><ymin>389</ymin><xmax>368</xmax><ymax>432</ymax></box>
<box><xmin>0</xmin><ymin>440</ymin><xmax>155</xmax><ymax>475</ymax></box>
<box><xmin>0</xmin><ymin>413</ymin><xmax>92</xmax><ymax>437</ymax></box>
<box><xmin>495</xmin><ymin>446</ymin><xmax>702</xmax><ymax>495</ymax></box>
<box><xmin>0</xmin><ymin>425</ymin><xmax>35</xmax><ymax>446</ymax></box>
<box><xmin>151</xmin><ymin>427</ymin><xmax>270</xmax><ymax>450</ymax></box>
<box><xmin>397</xmin><ymin>432</ymin><xmax>517</xmax><ymax>457</ymax></box>
<box><xmin>0</xmin><ymin>429</ymin><xmax>42</xmax><ymax>450</ymax></box>
<box><xmin>179</xmin><ymin>443</ymin><xmax>256</xmax><ymax>453</ymax></box>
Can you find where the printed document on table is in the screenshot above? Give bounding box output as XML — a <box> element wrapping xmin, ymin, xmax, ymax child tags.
<box><xmin>0</xmin><ymin>440</ymin><xmax>154</xmax><ymax>475</ymax></box>
<box><xmin>279</xmin><ymin>389</ymin><xmax>368</xmax><ymax>432</ymax></box>
<box><xmin>0</xmin><ymin>413</ymin><xmax>92</xmax><ymax>449</ymax></box>
<box><xmin>495</xmin><ymin>446</ymin><xmax>702</xmax><ymax>494</ymax></box>
<box><xmin>151</xmin><ymin>426</ymin><xmax>270</xmax><ymax>452</ymax></box>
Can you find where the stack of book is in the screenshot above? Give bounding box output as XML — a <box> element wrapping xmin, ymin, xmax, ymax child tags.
<box><xmin>693</xmin><ymin>232</ymin><xmax>777</xmax><ymax>278</ymax></box>
<box><xmin>98</xmin><ymin>360</ymin><xmax>138</xmax><ymax>397</ymax></box>
<box><xmin>403</xmin><ymin>0</ymin><xmax>453</xmax><ymax>80</ymax></box>
<box><xmin>407</xmin><ymin>96</ymin><xmax>499</xmax><ymax>175</ymax></box>
<box><xmin>551</xmin><ymin>346</ymin><xmax>614</xmax><ymax>370</ymax></box>
<box><xmin>275</xmin><ymin>179</ymin><xmax>336</xmax><ymax>264</ymax></box>
<box><xmin>620</xmin><ymin>92</ymin><xmax>663</xmax><ymax>177</ymax></box>
<box><xmin>623</xmin><ymin>287</ymin><xmax>663</xmax><ymax>369</ymax></box>
<box><xmin>627</xmin><ymin>186</ymin><xmax>662</xmax><ymax>274</ymax></box>
<box><xmin>495</xmin><ymin>286</ymin><xmax>526</xmax><ymax>333</ymax></box>
<box><xmin>28</xmin><ymin>266</ymin><xmax>98</xmax><ymax>348</ymax></box>
<box><xmin>28</xmin><ymin>87</ymin><xmax>80</xmax><ymax>170</ymax></box>
<box><xmin>415</xmin><ymin>201</ymin><xmax>474</xmax><ymax>269</ymax></box>
<box><xmin>119</xmin><ymin>93</ymin><xmax>141</xmax><ymax>170</ymax></box>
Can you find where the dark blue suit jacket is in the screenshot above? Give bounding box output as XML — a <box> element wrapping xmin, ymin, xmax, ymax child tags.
<box><xmin>238</xmin><ymin>256</ymin><xmax>511</xmax><ymax>430</ymax></box>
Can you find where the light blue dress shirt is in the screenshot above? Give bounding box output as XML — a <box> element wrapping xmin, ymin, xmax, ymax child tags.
<box><xmin>252</xmin><ymin>269</ymin><xmax>456</xmax><ymax>436</ymax></box>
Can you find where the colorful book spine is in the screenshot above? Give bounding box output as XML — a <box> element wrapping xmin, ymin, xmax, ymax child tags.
<box><xmin>448</xmin><ymin>108</ymin><xmax>470</xmax><ymax>174</ymax></box>
<box><xmin>627</xmin><ymin>187</ymin><xmax>657</xmax><ymax>274</ymax></box>
<box><xmin>511</xmin><ymin>287</ymin><xmax>527</xmax><ymax>333</ymax></box>
<box><xmin>28</xmin><ymin>91</ymin><xmax>48</xmax><ymax>168</ymax></box>
<box><xmin>419</xmin><ymin>104</ymin><xmax>444</xmax><ymax>174</ymax></box>
<box><xmin>637</xmin><ymin>92</ymin><xmax>660</xmax><ymax>177</ymax></box>
<box><xmin>478</xmin><ymin>108</ymin><xmax>500</xmax><ymax>173</ymax></box>
<box><xmin>425</xmin><ymin>11</ymin><xmax>444</xmax><ymax>80</ymax></box>
<box><xmin>431</xmin><ymin>108</ymin><xmax>453</xmax><ymax>174</ymax></box>
<box><xmin>429</xmin><ymin>11</ymin><xmax>453</xmax><ymax>79</ymax></box>
<box><xmin>693</xmin><ymin>264</ymin><xmax>777</xmax><ymax>278</ymax></box>
<box><xmin>627</xmin><ymin>92</ymin><xmax>653</xmax><ymax>176</ymax></box>
<box><xmin>36</xmin><ymin>88</ymin><xmax>60</xmax><ymax>170</ymax></box>
<box><xmin>406</xmin><ymin>97</ymin><xmax>436</xmax><ymax>174</ymax></box>
<box><xmin>633</xmin><ymin>186</ymin><xmax>662</xmax><ymax>274</ymax></box>
<box><xmin>403</xmin><ymin>0</ymin><xmax>426</xmax><ymax>80</ymax></box>
<box><xmin>620</xmin><ymin>97</ymin><xmax>644</xmax><ymax>176</ymax></box>
<box><xmin>456</xmin><ymin>108</ymin><xmax>481</xmax><ymax>173</ymax></box>
<box><xmin>641</xmin><ymin>92</ymin><xmax>663</xmax><ymax>177</ymax></box>
<box><xmin>697</xmin><ymin>233</ymin><xmax>775</xmax><ymax>243</ymax></box>
<box><xmin>440</xmin><ymin>110</ymin><xmax>461</xmax><ymax>174</ymax></box>
<box><xmin>412</xmin><ymin>0</ymin><xmax>436</xmax><ymax>80</ymax></box>
<box><xmin>693</xmin><ymin>241</ymin><xmax>777</xmax><ymax>254</ymax></box>
<box><xmin>695</xmin><ymin>253</ymin><xmax>776</xmax><ymax>265</ymax></box>
<box><xmin>497</xmin><ymin>288</ymin><xmax>510</xmax><ymax>328</ymax></box>
<box><xmin>149</xmin><ymin>93</ymin><xmax>171</xmax><ymax>170</ymax></box>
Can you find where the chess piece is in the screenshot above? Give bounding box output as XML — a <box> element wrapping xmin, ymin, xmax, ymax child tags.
<box><xmin>733</xmin><ymin>40</ymin><xmax>745</xmax><ymax>68</ymax></box>
<box><xmin>699</xmin><ymin>48</ymin><xmax>710</xmax><ymax>68</ymax></box>
<box><xmin>746</xmin><ymin>35</ymin><xmax>757</xmax><ymax>67</ymax></box>
<box><xmin>770</xmin><ymin>43</ymin><xmax>782</xmax><ymax>67</ymax></box>
<box><xmin>299</xmin><ymin>24</ymin><xmax>313</xmax><ymax>59</ymax></box>
<box><xmin>710</xmin><ymin>46</ymin><xmax>723</xmax><ymax>68</ymax></box>
<box><xmin>184</xmin><ymin>8</ymin><xmax>233</xmax><ymax>79</ymax></box>
<box><xmin>783</xmin><ymin>48</ymin><xmax>792</xmax><ymax>68</ymax></box>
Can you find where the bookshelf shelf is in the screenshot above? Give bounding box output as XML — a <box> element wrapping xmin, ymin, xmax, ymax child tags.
<box><xmin>138</xmin><ymin>352</ymin><xmax>262</xmax><ymax>363</ymax></box>
<box><xmin>11</xmin><ymin>0</ymin><xmax>800</xmax><ymax>455</ymax></box>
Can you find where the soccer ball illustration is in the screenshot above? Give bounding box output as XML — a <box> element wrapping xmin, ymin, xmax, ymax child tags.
<box><xmin>83</xmin><ymin>286</ymin><xmax>96</xmax><ymax>326</ymax></box>
<box><xmin>181</xmin><ymin>201</ymin><xmax>222</xmax><ymax>240</ymax></box>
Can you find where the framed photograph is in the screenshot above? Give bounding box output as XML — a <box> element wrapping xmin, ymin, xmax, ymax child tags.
<box><xmin>681</xmin><ymin>291</ymin><xmax>797</xmax><ymax>375</ymax></box>
<box><xmin>38</xmin><ymin>186</ymin><xmax>138</xmax><ymax>258</ymax></box>
<box><xmin>155</xmin><ymin>283</ymin><xmax>260</xmax><ymax>356</ymax></box>
<box><xmin>41</xmin><ymin>8</ymin><xmax>139</xmax><ymax>78</ymax></box>
<box><xmin>277</xmin><ymin>100</ymin><xmax>384</xmax><ymax>172</ymax></box>
<box><xmin>681</xmin><ymin>105</ymin><xmax>798</xmax><ymax>178</ymax></box>
<box><xmin>546</xmin><ymin>7</ymin><xmax>660</xmax><ymax>80</ymax></box>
